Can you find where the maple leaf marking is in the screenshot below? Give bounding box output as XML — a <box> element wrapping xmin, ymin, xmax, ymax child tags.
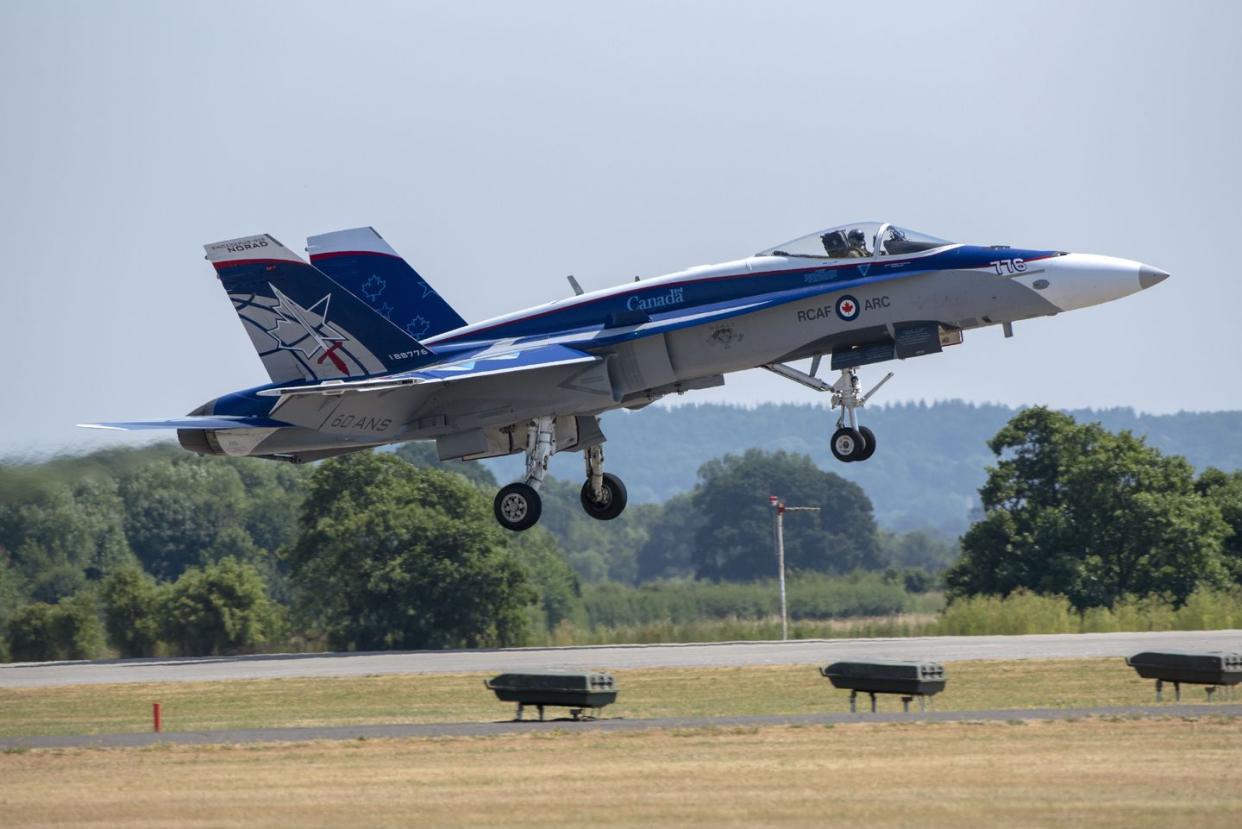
<box><xmin>360</xmin><ymin>274</ymin><xmax>386</xmax><ymax>302</ymax></box>
<box><xmin>405</xmin><ymin>315</ymin><xmax>431</xmax><ymax>338</ymax></box>
<box><xmin>265</xmin><ymin>285</ymin><xmax>347</xmax><ymax>359</ymax></box>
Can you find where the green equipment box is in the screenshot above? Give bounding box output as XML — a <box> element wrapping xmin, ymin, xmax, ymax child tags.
<box><xmin>820</xmin><ymin>660</ymin><xmax>947</xmax><ymax>712</ymax></box>
<box><xmin>485</xmin><ymin>672</ymin><xmax>618</xmax><ymax>720</ymax></box>
<box><xmin>1126</xmin><ymin>651</ymin><xmax>1242</xmax><ymax>702</ymax></box>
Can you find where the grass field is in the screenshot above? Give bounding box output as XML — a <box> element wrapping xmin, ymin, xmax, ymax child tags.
<box><xmin>0</xmin><ymin>658</ymin><xmax>1224</xmax><ymax>738</ymax></box>
<box><xmin>2</xmin><ymin>719</ymin><xmax>1240</xmax><ymax>827</ymax></box>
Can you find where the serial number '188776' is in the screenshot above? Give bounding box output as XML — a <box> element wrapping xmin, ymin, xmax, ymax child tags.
<box><xmin>990</xmin><ymin>258</ymin><xmax>1027</xmax><ymax>276</ymax></box>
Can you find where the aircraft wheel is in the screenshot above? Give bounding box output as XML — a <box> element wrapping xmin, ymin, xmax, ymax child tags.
<box><xmin>494</xmin><ymin>483</ymin><xmax>542</xmax><ymax>531</ymax></box>
<box><xmin>580</xmin><ymin>473</ymin><xmax>628</xmax><ymax>520</ymax></box>
<box><xmin>856</xmin><ymin>426</ymin><xmax>877</xmax><ymax>461</ymax></box>
<box><xmin>830</xmin><ymin>427</ymin><xmax>865</xmax><ymax>463</ymax></box>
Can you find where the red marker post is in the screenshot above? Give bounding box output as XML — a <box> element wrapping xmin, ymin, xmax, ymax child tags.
<box><xmin>769</xmin><ymin>495</ymin><xmax>818</xmax><ymax>641</ymax></box>
<box><xmin>152</xmin><ymin>702</ymin><xmax>162</xmax><ymax>733</ymax></box>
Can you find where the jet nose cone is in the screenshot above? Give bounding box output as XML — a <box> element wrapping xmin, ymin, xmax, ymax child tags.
<box><xmin>1139</xmin><ymin>265</ymin><xmax>1170</xmax><ymax>289</ymax></box>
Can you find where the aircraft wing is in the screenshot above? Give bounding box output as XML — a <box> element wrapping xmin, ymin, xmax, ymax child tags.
<box><xmin>258</xmin><ymin>343</ymin><xmax>600</xmax><ymax>399</ymax></box>
<box><xmin>78</xmin><ymin>416</ymin><xmax>289</xmax><ymax>431</ymax></box>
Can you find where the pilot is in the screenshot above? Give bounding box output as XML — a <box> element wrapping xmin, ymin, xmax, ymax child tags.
<box><xmin>820</xmin><ymin>231</ymin><xmax>850</xmax><ymax>258</ymax></box>
<box><xmin>845</xmin><ymin>229</ymin><xmax>870</xmax><ymax>257</ymax></box>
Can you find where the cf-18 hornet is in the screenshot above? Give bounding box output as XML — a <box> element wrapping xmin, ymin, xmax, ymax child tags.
<box><xmin>85</xmin><ymin>222</ymin><xmax>1168</xmax><ymax>530</ymax></box>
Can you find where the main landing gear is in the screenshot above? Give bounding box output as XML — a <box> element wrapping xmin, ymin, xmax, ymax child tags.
<box><xmin>492</xmin><ymin>417</ymin><xmax>628</xmax><ymax>531</ymax></box>
<box><xmin>763</xmin><ymin>359</ymin><xmax>892</xmax><ymax>464</ymax></box>
<box><xmin>580</xmin><ymin>444</ymin><xmax>628</xmax><ymax>521</ymax></box>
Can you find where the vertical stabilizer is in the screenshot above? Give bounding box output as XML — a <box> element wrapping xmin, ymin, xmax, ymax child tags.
<box><xmin>307</xmin><ymin>227</ymin><xmax>468</xmax><ymax>340</ymax></box>
<box><xmin>206</xmin><ymin>234</ymin><xmax>433</xmax><ymax>384</ymax></box>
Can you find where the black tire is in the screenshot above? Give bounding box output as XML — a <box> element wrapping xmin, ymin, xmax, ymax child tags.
<box><xmin>580</xmin><ymin>473</ymin><xmax>628</xmax><ymax>520</ymax></box>
<box><xmin>856</xmin><ymin>426</ymin><xmax>877</xmax><ymax>461</ymax></box>
<box><xmin>830</xmin><ymin>427</ymin><xmax>864</xmax><ymax>462</ymax></box>
<box><xmin>494</xmin><ymin>483</ymin><xmax>542</xmax><ymax>531</ymax></box>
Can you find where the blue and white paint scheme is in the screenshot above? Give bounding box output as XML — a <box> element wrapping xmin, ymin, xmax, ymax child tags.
<box><xmin>83</xmin><ymin>221</ymin><xmax>1169</xmax><ymax>530</ymax></box>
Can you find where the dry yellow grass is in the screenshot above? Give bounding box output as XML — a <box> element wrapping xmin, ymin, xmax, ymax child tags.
<box><xmin>0</xmin><ymin>658</ymin><xmax>1198</xmax><ymax>737</ymax></box>
<box><xmin>1</xmin><ymin>718</ymin><xmax>1240</xmax><ymax>827</ymax></box>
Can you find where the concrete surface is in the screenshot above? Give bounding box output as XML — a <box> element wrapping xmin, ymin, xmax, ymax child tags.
<box><xmin>2</xmin><ymin>629</ymin><xmax>1238</xmax><ymax>689</ymax></box>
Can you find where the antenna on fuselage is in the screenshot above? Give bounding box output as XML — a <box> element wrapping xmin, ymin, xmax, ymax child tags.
<box><xmin>567</xmin><ymin>275</ymin><xmax>584</xmax><ymax>296</ymax></box>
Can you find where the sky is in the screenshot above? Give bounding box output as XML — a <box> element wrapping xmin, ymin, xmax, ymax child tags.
<box><xmin>1</xmin><ymin>0</ymin><xmax>1239</xmax><ymax>458</ymax></box>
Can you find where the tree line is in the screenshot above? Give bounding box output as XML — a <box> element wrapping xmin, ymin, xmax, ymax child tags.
<box><xmin>0</xmin><ymin>439</ymin><xmax>949</xmax><ymax>660</ymax></box>
<box><xmin>544</xmin><ymin>401</ymin><xmax>1242</xmax><ymax>534</ymax></box>
<box><xmin>2</xmin><ymin>405</ymin><xmax>1240</xmax><ymax>661</ymax></box>
<box><xmin>947</xmin><ymin>407</ymin><xmax>1242</xmax><ymax>608</ymax></box>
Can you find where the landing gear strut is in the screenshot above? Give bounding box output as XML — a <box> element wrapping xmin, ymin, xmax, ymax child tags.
<box><xmin>828</xmin><ymin>368</ymin><xmax>888</xmax><ymax>462</ymax></box>
<box><xmin>762</xmin><ymin>360</ymin><xmax>891</xmax><ymax>464</ymax></box>
<box><xmin>493</xmin><ymin>416</ymin><xmax>556</xmax><ymax>532</ymax></box>
<box><xmin>492</xmin><ymin>420</ymin><xmax>628</xmax><ymax>530</ymax></box>
<box><xmin>580</xmin><ymin>444</ymin><xmax>627</xmax><ymax>520</ymax></box>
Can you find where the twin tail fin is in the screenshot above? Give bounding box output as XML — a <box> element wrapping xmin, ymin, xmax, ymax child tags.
<box><xmin>206</xmin><ymin>234</ymin><xmax>434</xmax><ymax>384</ymax></box>
<box><xmin>306</xmin><ymin>227</ymin><xmax>467</xmax><ymax>341</ymax></box>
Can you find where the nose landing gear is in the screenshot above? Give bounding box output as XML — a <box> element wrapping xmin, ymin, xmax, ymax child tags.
<box><xmin>828</xmin><ymin>369</ymin><xmax>887</xmax><ymax>463</ymax></box>
<box><xmin>763</xmin><ymin>360</ymin><xmax>890</xmax><ymax>464</ymax></box>
<box><xmin>831</xmin><ymin>425</ymin><xmax>875</xmax><ymax>462</ymax></box>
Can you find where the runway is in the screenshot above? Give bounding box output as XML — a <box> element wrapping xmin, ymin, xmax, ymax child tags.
<box><xmin>3</xmin><ymin>703</ymin><xmax>1240</xmax><ymax>750</ymax></box>
<box><xmin>2</xmin><ymin>629</ymin><xmax>1238</xmax><ymax>688</ymax></box>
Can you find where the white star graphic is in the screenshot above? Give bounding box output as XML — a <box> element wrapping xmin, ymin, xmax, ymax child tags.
<box><xmin>265</xmin><ymin>285</ymin><xmax>347</xmax><ymax>359</ymax></box>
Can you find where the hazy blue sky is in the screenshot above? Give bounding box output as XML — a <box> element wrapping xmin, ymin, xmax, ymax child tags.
<box><xmin>1</xmin><ymin>0</ymin><xmax>1239</xmax><ymax>457</ymax></box>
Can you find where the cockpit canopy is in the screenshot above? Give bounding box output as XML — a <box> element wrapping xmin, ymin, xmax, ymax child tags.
<box><xmin>756</xmin><ymin>222</ymin><xmax>952</xmax><ymax>260</ymax></box>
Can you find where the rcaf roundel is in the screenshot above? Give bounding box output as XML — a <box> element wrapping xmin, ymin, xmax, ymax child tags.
<box><xmin>835</xmin><ymin>294</ymin><xmax>860</xmax><ymax>321</ymax></box>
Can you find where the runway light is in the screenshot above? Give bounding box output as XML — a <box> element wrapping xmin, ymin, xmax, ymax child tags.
<box><xmin>484</xmin><ymin>672</ymin><xmax>618</xmax><ymax>722</ymax></box>
<box><xmin>1125</xmin><ymin>651</ymin><xmax>1242</xmax><ymax>702</ymax></box>
<box><xmin>820</xmin><ymin>660</ymin><xmax>947</xmax><ymax>713</ymax></box>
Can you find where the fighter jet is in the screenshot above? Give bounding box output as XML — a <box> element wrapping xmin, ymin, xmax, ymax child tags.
<box><xmin>84</xmin><ymin>222</ymin><xmax>1168</xmax><ymax>530</ymax></box>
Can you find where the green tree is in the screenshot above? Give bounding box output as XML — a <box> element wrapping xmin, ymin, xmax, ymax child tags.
<box><xmin>394</xmin><ymin>447</ymin><xmax>588</xmax><ymax>626</ymax></box>
<box><xmin>0</xmin><ymin>553</ymin><xmax>22</xmax><ymax>653</ymax></box>
<box><xmin>226</xmin><ymin>457</ymin><xmax>312</xmax><ymax>555</ymax></box>
<box><xmin>6</xmin><ymin>602</ymin><xmax>59</xmax><ymax>661</ymax></box>
<box><xmin>1197</xmin><ymin>467</ymin><xmax>1242</xmax><ymax>585</ymax></box>
<box><xmin>947</xmin><ymin>408</ymin><xmax>1230</xmax><ymax>608</ymax></box>
<box><xmin>529</xmin><ymin>476</ymin><xmax>658</xmax><ymax>584</ymax></box>
<box><xmin>636</xmin><ymin>492</ymin><xmax>702</xmax><ymax>582</ymax></box>
<box><xmin>5</xmin><ymin>593</ymin><xmax>106</xmax><ymax>661</ymax></box>
<box><xmin>879</xmin><ymin>530</ymin><xmax>959</xmax><ymax>573</ymax></box>
<box><xmin>505</xmin><ymin>527</ymin><xmax>585</xmax><ymax>630</ymax></box>
<box><xmin>117</xmin><ymin>459</ymin><xmax>250</xmax><ymax>580</ymax></box>
<box><xmin>394</xmin><ymin>441</ymin><xmax>499</xmax><ymax>488</ymax></box>
<box><xmin>0</xmin><ymin>479</ymin><xmax>135</xmax><ymax>602</ymax></box>
<box><xmin>50</xmin><ymin>591</ymin><xmax>108</xmax><ymax>659</ymax></box>
<box><xmin>99</xmin><ymin>567</ymin><xmax>163</xmax><ymax>657</ymax></box>
<box><xmin>691</xmin><ymin>449</ymin><xmax>881</xmax><ymax>581</ymax></box>
<box><xmin>288</xmin><ymin>453</ymin><xmax>534</xmax><ymax>650</ymax></box>
<box><xmin>160</xmin><ymin>557</ymin><xmax>280</xmax><ymax>656</ymax></box>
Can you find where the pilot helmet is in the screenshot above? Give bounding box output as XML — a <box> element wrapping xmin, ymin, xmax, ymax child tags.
<box><xmin>847</xmin><ymin>229</ymin><xmax>866</xmax><ymax>246</ymax></box>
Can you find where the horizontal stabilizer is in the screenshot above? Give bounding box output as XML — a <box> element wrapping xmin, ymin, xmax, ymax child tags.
<box><xmin>416</xmin><ymin>343</ymin><xmax>598</xmax><ymax>382</ymax></box>
<box><xmin>259</xmin><ymin>343</ymin><xmax>599</xmax><ymax>399</ymax></box>
<box><xmin>78</xmin><ymin>416</ymin><xmax>288</xmax><ymax>431</ymax></box>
